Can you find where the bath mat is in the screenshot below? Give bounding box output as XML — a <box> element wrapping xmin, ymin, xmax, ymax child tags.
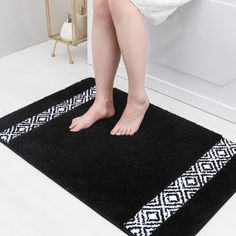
<box><xmin>0</xmin><ymin>77</ymin><xmax>235</xmax><ymax>236</ymax></box>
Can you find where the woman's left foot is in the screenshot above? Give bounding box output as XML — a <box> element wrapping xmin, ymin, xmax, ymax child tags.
<box><xmin>110</xmin><ymin>93</ymin><xmax>150</xmax><ymax>136</ymax></box>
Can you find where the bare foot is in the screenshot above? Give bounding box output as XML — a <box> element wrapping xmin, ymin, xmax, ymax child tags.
<box><xmin>69</xmin><ymin>99</ymin><xmax>115</xmax><ymax>132</ymax></box>
<box><xmin>110</xmin><ymin>93</ymin><xmax>150</xmax><ymax>136</ymax></box>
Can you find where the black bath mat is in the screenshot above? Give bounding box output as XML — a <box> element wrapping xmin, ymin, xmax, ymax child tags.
<box><xmin>0</xmin><ymin>77</ymin><xmax>235</xmax><ymax>236</ymax></box>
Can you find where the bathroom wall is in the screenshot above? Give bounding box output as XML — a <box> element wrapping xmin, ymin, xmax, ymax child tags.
<box><xmin>0</xmin><ymin>0</ymin><xmax>71</xmax><ymax>58</ymax></box>
<box><xmin>0</xmin><ymin>0</ymin><xmax>47</xmax><ymax>57</ymax></box>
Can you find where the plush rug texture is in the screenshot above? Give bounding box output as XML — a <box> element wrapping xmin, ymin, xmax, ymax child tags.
<box><xmin>0</xmin><ymin>77</ymin><xmax>235</xmax><ymax>236</ymax></box>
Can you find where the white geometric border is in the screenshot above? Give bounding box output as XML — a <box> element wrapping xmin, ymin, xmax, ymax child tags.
<box><xmin>124</xmin><ymin>137</ymin><xmax>236</xmax><ymax>236</ymax></box>
<box><xmin>0</xmin><ymin>86</ymin><xmax>96</xmax><ymax>143</ymax></box>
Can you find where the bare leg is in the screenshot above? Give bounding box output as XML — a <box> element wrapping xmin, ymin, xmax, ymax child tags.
<box><xmin>108</xmin><ymin>0</ymin><xmax>150</xmax><ymax>136</ymax></box>
<box><xmin>69</xmin><ymin>0</ymin><xmax>121</xmax><ymax>132</ymax></box>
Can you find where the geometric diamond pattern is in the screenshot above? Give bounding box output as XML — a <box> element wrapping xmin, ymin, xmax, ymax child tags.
<box><xmin>124</xmin><ymin>137</ymin><xmax>236</xmax><ymax>236</ymax></box>
<box><xmin>0</xmin><ymin>86</ymin><xmax>96</xmax><ymax>144</ymax></box>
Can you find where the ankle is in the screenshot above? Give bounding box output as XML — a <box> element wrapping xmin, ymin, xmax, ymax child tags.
<box><xmin>128</xmin><ymin>92</ymin><xmax>148</xmax><ymax>105</ymax></box>
<box><xmin>94</xmin><ymin>97</ymin><xmax>114</xmax><ymax>110</ymax></box>
<box><xmin>95</xmin><ymin>95</ymin><xmax>114</xmax><ymax>107</ymax></box>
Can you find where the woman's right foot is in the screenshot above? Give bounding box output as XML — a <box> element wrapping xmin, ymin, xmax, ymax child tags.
<box><xmin>69</xmin><ymin>98</ymin><xmax>115</xmax><ymax>132</ymax></box>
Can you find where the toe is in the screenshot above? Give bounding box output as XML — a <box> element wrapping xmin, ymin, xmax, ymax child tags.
<box><xmin>129</xmin><ymin>127</ymin><xmax>137</xmax><ymax>136</ymax></box>
<box><xmin>69</xmin><ymin>117</ymin><xmax>80</xmax><ymax>129</ymax></box>
<box><xmin>110</xmin><ymin>124</ymin><xmax>120</xmax><ymax>135</ymax></box>
<box><xmin>69</xmin><ymin>121</ymin><xmax>76</xmax><ymax>129</ymax></box>
<box><xmin>69</xmin><ymin>124</ymin><xmax>76</xmax><ymax>130</ymax></box>
<box><xmin>127</xmin><ymin>128</ymin><xmax>133</xmax><ymax>136</ymax></box>
<box><xmin>70</xmin><ymin>124</ymin><xmax>83</xmax><ymax>132</ymax></box>
<box><xmin>116</xmin><ymin>128</ymin><xmax>122</xmax><ymax>136</ymax></box>
<box><xmin>110</xmin><ymin>127</ymin><xmax>116</xmax><ymax>135</ymax></box>
<box><xmin>125</xmin><ymin>128</ymin><xmax>131</xmax><ymax>135</ymax></box>
<box><xmin>121</xmin><ymin>128</ymin><xmax>127</xmax><ymax>135</ymax></box>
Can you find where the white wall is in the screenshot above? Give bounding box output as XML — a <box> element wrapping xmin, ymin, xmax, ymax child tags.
<box><xmin>0</xmin><ymin>0</ymin><xmax>48</xmax><ymax>57</ymax></box>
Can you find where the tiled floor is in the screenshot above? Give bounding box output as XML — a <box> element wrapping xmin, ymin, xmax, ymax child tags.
<box><xmin>0</xmin><ymin>40</ymin><xmax>235</xmax><ymax>236</ymax></box>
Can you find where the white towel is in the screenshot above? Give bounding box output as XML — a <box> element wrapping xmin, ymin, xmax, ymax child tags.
<box><xmin>129</xmin><ymin>0</ymin><xmax>193</xmax><ymax>25</ymax></box>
